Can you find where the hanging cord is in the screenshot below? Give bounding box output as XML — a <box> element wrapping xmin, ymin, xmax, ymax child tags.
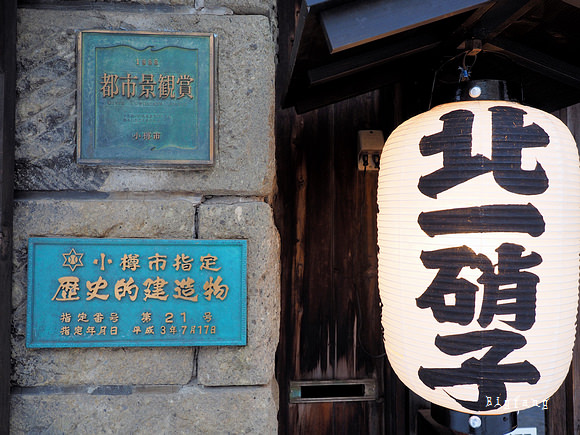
<box><xmin>354</xmin><ymin>162</ymin><xmax>386</xmax><ymax>359</ymax></box>
<box><xmin>459</xmin><ymin>50</ymin><xmax>478</xmax><ymax>82</ymax></box>
<box><xmin>428</xmin><ymin>50</ymin><xmax>478</xmax><ymax>109</ymax></box>
<box><xmin>428</xmin><ymin>51</ymin><xmax>464</xmax><ymax>109</ymax></box>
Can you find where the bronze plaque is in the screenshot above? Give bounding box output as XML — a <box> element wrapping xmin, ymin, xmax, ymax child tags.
<box><xmin>77</xmin><ymin>30</ymin><xmax>216</xmax><ymax>166</ymax></box>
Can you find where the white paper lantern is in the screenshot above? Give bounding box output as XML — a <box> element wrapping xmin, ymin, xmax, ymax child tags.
<box><xmin>377</xmin><ymin>98</ymin><xmax>580</xmax><ymax>415</ymax></box>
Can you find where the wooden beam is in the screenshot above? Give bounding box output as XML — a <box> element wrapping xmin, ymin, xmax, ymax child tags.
<box><xmin>0</xmin><ymin>0</ymin><xmax>16</xmax><ymax>430</ymax></box>
<box><xmin>473</xmin><ymin>0</ymin><xmax>542</xmax><ymax>40</ymax></box>
<box><xmin>293</xmin><ymin>56</ymin><xmax>433</xmax><ymax>114</ymax></box>
<box><xmin>307</xmin><ymin>33</ymin><xmax>441</xmax><ymax>86</ymax></box>
<box><xmin>320</xmin><ymin>0</ymin><xmax>491</xmax><ymax>53</ymax></box>
<box><xmin>562</xmin><ymin>0</ymin><xmax>580</xmax><ymax>8</ymax></box>
<box><xmin>484</xmin><ymin>36</ymin><xmax>580</xmax><ymax>90</ymax></box>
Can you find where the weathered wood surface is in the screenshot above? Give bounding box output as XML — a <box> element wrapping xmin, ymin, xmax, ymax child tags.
<box><xmin>276</xmin><ymin>1</ymin><xmax>580</xmax><ymax>433</ymax></box>
<box><xmin>275</xmin><ymin>1</ymin><xmax>392</xmax><ymax>428</ymax></box>
<box><xmin>275</xmin><ymin>91</ymin><xmax>390</xmax><ymax>434</ymax></box>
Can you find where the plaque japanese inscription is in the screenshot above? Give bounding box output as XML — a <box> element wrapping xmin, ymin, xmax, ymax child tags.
<box><xmin>27</xmin><ymin>238</ymin><xmax>246</xmax><ymax>348</ymax></box>
<box><xmin>77</xmin><ymin>31</ymin><xmax>215</xmax><ymax>166</ymax></box>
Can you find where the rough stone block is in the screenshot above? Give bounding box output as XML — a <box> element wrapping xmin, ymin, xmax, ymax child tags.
<box><xmin>11</xmin><ymin>383</ymin><xmax>278</xmax><ymax>434</ymax></box>
<box><xmin>197</xmin><ymin>199</ymin><xmax>280</xmax><ymax>386</ymax></box>
<box><xmin>12</xmin><ymin>197</ymin><xmax>199</xmax><ymax>386</ymax></box>
<box><xmin>16</xmin><ymin>10</ymin><xmax>275</xmax><ymax>196</ymax></box>
<box><xmin>203</xmin><ymin>0</ymin><xmax>275</xmax><ymax>15</ymax></box>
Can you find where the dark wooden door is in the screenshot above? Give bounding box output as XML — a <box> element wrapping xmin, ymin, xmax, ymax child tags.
<box><xmin>275</xmin><ymin>91</ymin><xmax>389</xmax><ymax>434</ymax></box>
<box><xmin>274</xmin><ymin>69</ymin><xmax>433</xmax><ymax>432</ymax></box>
<box><xmin>274</xmin><ymin>1</ymin><xmax>416</xmax><ymax>432</ymax></box>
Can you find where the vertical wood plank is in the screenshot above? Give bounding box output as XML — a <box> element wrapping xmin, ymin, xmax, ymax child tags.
<box><xmin>333</xmin><ymin>92</ymin><xmax>384</xmax><ymax>379</ymax></box>
<box><xmin>275</xmin><ymin>90</ymin><xmax>389</xmax><ymax>433</ymax></box>
<box><xmin>275</xmin><ymin>4</ymin><xmax>391</xmax><ymax>434</ymax></box>
<box><xmin>274</xmin><ymin>0</ymin><xmax>303</xmax><ymax>430</ymax></box>
<box><xmin>331</xmin><ymin>93</ymin><xmax>386</xmax><ymax>433</ymax></box>
<box><xmin>569</xmin><ymin>301</ymin><xmax>580</xmax><ymax>435</ymax></box>
<box><xmin>333</xmin><ymin>402</ymin><xmax>381</xmax><ymax>435</ymax></box>
<box><xmin>566</xmin><ymin>348</ymin><xmax>578</xmax><ymax>435</ymax></box>
<box><xmin>298</xmin><ymin>107</ymin><xmax>335</xmax><ymax>379</ymax></box>
<box><xmin>331</xmin><ymin>96</ymin><xmax>357</xmax><ymax>380</ymax></box>
<box><xmin>0</xmin><ymin>0</ymin><xmax>17</xmax><ymax>430</ymax></box>
<box><xmin>561</xmin><ymin>103</ymin><xmax>580</xmax><ymax>435</ymax></box>
<box><xmin>563</xmin><ymin>112</ymin><xmax>580</xmax><ymax>433</ymax></box>
<box><xmin>293</xmin><ymin>403</ymin><xmax>334</xmax><ymax>435</ymax></box>
<box><xmin>547</xmin><ymin>383</ymin><xmax>567</xmax><ymax>434</ymax></box>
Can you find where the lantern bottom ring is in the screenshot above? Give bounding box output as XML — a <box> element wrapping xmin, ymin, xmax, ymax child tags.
<box><xmin>430</xmin><ymin>404</ymin><xmax>517</xmax><ymax>434</ymax></box>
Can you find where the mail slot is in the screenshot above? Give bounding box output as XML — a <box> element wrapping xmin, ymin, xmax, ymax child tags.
<box><xmin>289</xmin><ymin>379</ymin><xmax>377</xmax><ymax>403</ymax></box>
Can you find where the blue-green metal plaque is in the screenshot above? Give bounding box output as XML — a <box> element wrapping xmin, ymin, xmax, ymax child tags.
<box><xmin>77</xmin><ymin>31</ymin><xmax>215</xmax><ymax>166</ymax></box>
<box><xmin>27</xmin><ymin>238</ymin><xmax>246</xmax><ymax>348</ymax></box>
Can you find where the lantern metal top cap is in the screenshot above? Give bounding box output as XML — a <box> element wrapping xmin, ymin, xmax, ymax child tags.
<box><xmin>455</xmin><ymin>80</ymin><xmax>513</xmax><ymax>102</ymax></box>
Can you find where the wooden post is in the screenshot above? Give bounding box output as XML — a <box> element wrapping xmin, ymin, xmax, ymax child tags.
<box><xmin>0</xmin><ymin>0</ymin><xmax>17</xmax><ymax>430</ymax></box>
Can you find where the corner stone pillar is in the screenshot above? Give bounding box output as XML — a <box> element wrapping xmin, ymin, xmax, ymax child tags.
<box><xmin>11</xmin><ymin>5</ymin><xmax>279</xmax><ymax>433</ymax></box>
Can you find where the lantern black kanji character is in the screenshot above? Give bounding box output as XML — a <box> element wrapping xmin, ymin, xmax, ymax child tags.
<box><xmin>418</xmin><ymin>328</ymin><xmax>540</xmax><ymax>412</ymax></box>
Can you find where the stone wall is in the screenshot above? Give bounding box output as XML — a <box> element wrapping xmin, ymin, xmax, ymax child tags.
<box><xmin>11</xmin><ymin>2</ymin><xmax>279</xmax><ymax>433</ymax></box>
